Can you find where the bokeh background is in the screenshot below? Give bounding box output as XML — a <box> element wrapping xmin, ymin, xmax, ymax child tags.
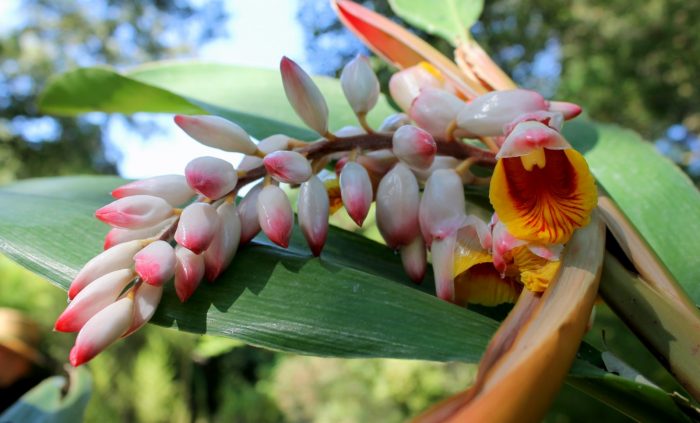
<box><xmin>1</xmin><ymin>0</ymin><xmax>697</xmax><ymax>421</ymax></box>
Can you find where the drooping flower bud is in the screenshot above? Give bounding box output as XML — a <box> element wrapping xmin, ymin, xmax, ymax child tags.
<box><xmin>419</xmin><ymin>169</ymin><xmax>465</xmax><ymax>245</ymax></box>
<box><xmin>111</xmin><ymin>175</ymin><xmax>196</xmax><ymax>206</ymax></box>
<box><xmin>548</xmin><ymin>101</ymin><xmax>582</xmax><ymax>119</ymax></box>
<box><xmin>134</xmin><ymin>240</ymin><xmax>176</xmax><ymax>286</ymax></box>
<box><xmin>280</xmin><ymin>56</ymin><xmax>329</xmax><ymax>136</ymax></box>
<box><xmin>400</xmin><ymin>234</ymin><xmax>426</xmax><ymax>284</ymax></box>
<box><xmin>431</xmin><ymin>233</ymin><xmax>457</xmax><ymax>302</ymax></box>
<box><xmin>204</xmin><ymin>201</ymin><xmax>241</xmax><ymax>281</ymax></box>
<box><xmin>55</xmin><ymin>269</ymin><xmax>135</xmax><ymax>333</ymax></box>
<box><xmin>263</xmin><ymin>150</ymin><xmax>312</xmax><ymax>184</ymax></box>
<box><xmin>389</xmin><ymin>62</ymin><xmax>452</xmax><ymax>112</ymax></box>
<box><xmin>69</xmin><ymin>240</ymin><xmax>144</xmax><ymax>299</ymax></box>
<box><xmin>174</xmin><ymin>115</ymin><xmax>258</xmax><ymax>154</ymax></box>
<box><xmin>69</xmin><ymin>296</ymin><xmax>134</xmax><ymax>366</ymax></box>
<box><xmin>123</xmin><ymin>282</ymin><xmax>163</xmax><ymax>337</ymax></box>
<box><xmin>409</xmin><ymin>88</ymin><xmax>464</xmax><ymax>138</ymax></box>
<box><xmin>257</xmin><ymin>185</ymin><xmax>294</xmax><ymax>248</ymax></box>
<box><xmin>297</xmin><ymin>176</ymin><xmax>329</xmax><ymax>256</ymax></box>
<box><xmin>339</xmin><ymin>162</ymin><xmax>373</xmax><ymax>227</ymax></box>
<box><xmin>378</xmin><ymin>113</ymin><xmax>411</xmax><ymax>132</ymax></box>
<box><xmin>103</xmin><ymin>217</ymin><xmax>176</xmax><ymax>250</ymax></box>
<box><xmin>174</xmin><ymin>202</ymin><xmax>220</xmax><ymax>254</ymax></box>
<box><xmin>239</xmin><ymin>183</ymin><xmax>263</xmax><ymax>244</ymax></box>
<box><xmin>340</xmin><ymin>54</ymin><xmax>380</xmax><ymax>116</ymax></box>
<box><xmin>238</xmin><ymin>134</ymin><xmax>291</xmax><ymax>171</ymax></box>
<box><xmin>392</xmin><ymin>125</ymin><xmax>437</xmax><ymax>170</ymax></box>
<box><xmin>376</xmin><ymin>163</ymin><xmax>420</xmax><ymax>248</ymax></box>
<box><xmin>184</xmin><ymin>156</ymin><xmax>238</xmax><ymax>200</ymax></box>
<box><xmin>174</xmin><ymin>246</ymin><xmax>205</xmax><ymax>302</ymax></box>
<box><xmin>456</xmin><ymin>89</ymin><xmax>548</xmax><ymax>137</ymax></box>
<box><xmin>95</xmin><ymin>195</ymin><xmax>174</xmax><ymax>229</ymax></box>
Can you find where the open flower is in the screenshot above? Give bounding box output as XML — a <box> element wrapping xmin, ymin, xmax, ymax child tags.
<box><xmin>489</xmin><ymin>121</ymin><xmax>597</xmax><ymax>245</ymax></box>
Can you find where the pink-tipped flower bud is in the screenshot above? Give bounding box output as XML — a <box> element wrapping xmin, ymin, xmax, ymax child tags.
<box><xmin>134</xmin><ymin>240</ymin><xmax>176</xmax><ymax>286</ymax></box>
<box><xmin>409</xmin><ymin>88</ymin><xmax>464</xmax><ymax>138</ymax></box>
<box><xmin>400</xmin><ymin>234</ymin><xmax>426</xmax><ymax>284</ymax></box>
<box><xmin>69</xmin><ymin>296</ymin><xmax>134</xmax><ymax>366</ymax></box>
<box><xmin>431</xmin><ymin>233</ymin><xmax>457</xmax><ymax>302</ymax></box>
<box><xmin>392</xmin><ymin>125</ymin><xmax>437</xmax><ymax>170</ymax></box>
<box><xmin>185</xmin><ymin>156</ymin><xmax>237</xmax><ymax>200</ymax></box>
<box><xmin>238</xmin><ymin>134</ymin><xmax>291</xmax><ymax>171</ymax></box>
<box><xmin>204</xmin><ymin>202</ymin><xmax>241</xmax><ymax>281</ymax></box>
<box><xmin>69</xmin><ymin>240</ymin><xmax>144</xmax><ymax>299</ymax></box>
<box><xmin>548</xmin><ymin>101</ymin><xmax>582</xmax><ymax>120</ymax></box>
<box><xmin>123</xmin><ymin>282</ymin><xmax>163</xmax><ymax>338</ymax></box>
<box><xmin>55</xmin><ymin>269</ymin><xmax>135</xmax><ymax>333</ymax></box>
<box><xmin>297</xmin><ymin>176</ymin><xmax>329</xmax><ymax>256</ymax></box>
<box><xmin>456</xmin><ymin>89</ymin><xmax>548</xmax><ymax>137</ymax></box>
<box><xmin>257</xmin><ymin>185</ymin><xmax>294</xmax><ymax>248</ymax></box>
<box><xmin>280</xmin><ymin>56</ymin><xmax>329</xmax><ymax>135</ymax></box>
<box><xmin>174</xmin><ymin>246</ymin><xmax>205</xmax><ymax>302</ymax></box>
<box><xmin>376</xmin><ymin>163</ymin><xmax>420</xmax><ymax>248</ymax></box>
<box><xmin>174</xmin><ymin>114</ymin><xmax>258</xmax><ymax>154</ymax></box>
<box><xmin>339</xmin><ymin>162</ymin><xmax>373</xmax><ymax>227</ymax></box>
<box><xmin>95</xmin><ymin>195</ymin><xmax>174</xmax><ymax>229</ymax></box>
<box><xmin>175</xmin><ymin>202</ymin><xmax>220</xmax><ymax>254</ymax></box>
<box><xmin>378</xmin><ymin>113</ymin><xmax>411</xmax><ymax>132</ymax></box>
<box><xmin>239</xmin><ymin>183</ymin><xmax>262</xmax><ymax>244</ymax></box>
<box><xmin>389</xmin><ymin>62</ymin><xmax>452</xmax><ymax>113</ymax></box>
<box><xmin>419</xmin><ymin>169</ymin><xmax>465</xmax><ymax>245</ymax></box>
<box><xmin>340</xmin><ymin>54</ymin><xmax>380</xmax><ymax>115</ymax></box>
<box><xmin>111</xmin><ymin>175</ymin><xmax>195</xmax><ymax>206</ymax></box>
<box><xmin>263</xmin><ymin>150</ymin><xmax>312</xmax><ymax>184</ymax></box>
<box><xmin>103</xmin><ymin>217</ymin><xmax>176</xmax><ymax>250</ymax></box>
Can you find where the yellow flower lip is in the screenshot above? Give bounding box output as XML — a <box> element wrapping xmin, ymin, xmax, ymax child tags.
<box><xmin>490</xmin><ymin>126</ymin><xmax>597</xmax><ymax>245</ymax></box>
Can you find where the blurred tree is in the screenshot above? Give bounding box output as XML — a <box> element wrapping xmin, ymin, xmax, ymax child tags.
<box><xmin>298</xmin><ymin>0</ymin><xmax>700</xmax><ymax>143</ymax></box>
<box><xmin>0</xmin><ymin>0</ymin><xmax>227</xmax><ymax>183</ymax></box>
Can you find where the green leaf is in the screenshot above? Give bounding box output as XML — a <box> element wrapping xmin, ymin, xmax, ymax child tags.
<box><xmin>40</xmin><ymin>62</ymin><xmax>397</xmax><ymax>141</ymax></box>
<box><xmin>0</xmin><ymin>366</ymin><xmax>91</xmax><ymax>423</ymax></box>
<box><xmin>388</xmin><ymin>0</ymin><xmax>483</xmax><ymax>46</ymax></box>
<box><xmin>564</xmin><ymin>120</ymin><xmax>700</xmax><ymax>302</ymax></box>
<box><xmin>0</xmin><ymin>176</ymin><xmax>497</xmax><ymax>362</ymax></box>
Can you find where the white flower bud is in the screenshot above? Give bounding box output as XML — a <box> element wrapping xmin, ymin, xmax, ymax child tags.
<box><xmin>297</xmin><ymin>176</ymin><xmax>329</xmax><ymax>256</ymax></box>
<box><xmin>204</xmin><ymin>202</ymin><xmax>241</xmax><ymax>281</ymax></box>
<box><xmin>175</xmin><ymin>202</ymin><xmax>220</xmax><ymax>254</ymax></box>
<box><xmin>409</xmin><ymin>88</ymin><xmax>464</xmax><ymax>138</ymax></box>
<box><xmin>334</xmin><ymin>126</ymin><xmax>366</xmax><ymax>137</ymax></box>
<box><xmin>456</xmin><ymin>89</ymin><xmax>548</xmax><ymax>137</ymax></box>
<box><xmin>339</xmin><ymin>162</ymin><xmax>373</xmax><ymax>227</ymax></box>
<box><xmin>392</xmin><ymin>125</ymin><xmax>437</xmax><ymax>170</ymax></box>
<box><xmin>239</xmin><ymin>183</ymin><xmax>263</xmax><ymax>244</ymax></box>
<box><xmin>419</xmin><ymin>169</ymin><xmax>465</xmax><ymax>245</ymax></box>
<box><xmin>257</xmin><ymin>185</ymin><xmax>294</xmax><ymax>248</ymax></box>
<box><xmin>69</xmin><ymin>240</ymin><xmax>144</xmax><ymax>300</ymax></box>
<box><xmin>111</xmin><ymin>175</ymin><xmax>195</xmax><ymax>206</ymax></box>
<box><xmin>340</xmin><ymin>54</ymin><xmax>380</xmax><ymax>115</ymax></box>
<box><xmin>174</xmin><ymin>114</ymin><xmax>258</xmax><ymax>154</ymax></box>
<box><xmin>103</xmin><ymin>217</ymin><xmax>176</xmax><ymax>250</ymax></box>
<box><xmin>376</xmin><ymin>163</ymin><xmax>420</xmax><ymax>249</ymax></box>
<box><xmin>123</xmin><ymin>282</ymin><xmax>163</xmax><ymax>337</ymax></box>
<box><xmin>389</xmin><ymin>63</ymin><xmax>452</xmax><ymax>112</ymax></box>
<box><xmin>378</xmin><ymin>113</ymin><xmax>411</xmax><ymax>132</ymax></box>
<box><xmin>400</xmin><ymin>234</ymin><xmax>426</xmax><ymax>284</ymax></box>
<box><xmin>185</xmin><ymin>156</ymin><xmax>238</xmax><ymax>200</ymax></box>
<box><xmin>134</xmin><ymin>240</ymin><xmax>176</xmax><ymax>286</ymax></box>
<box><xmin>263</xmin><ymin>150</ymin><xmax>312</xmax><ymax>184</ymax></box>
<box><xmin>69</xmin><ymin>296</ymin><xmax>134</xmax><ymax>366</ymax></box>
<box><xmin>431</xmin><ymin>233</ymin><xmax>457</xmax><ymax>302</ymax></box>
<box><xmin>55</xmin><ymin>269</ymin><xmax>134</xmax><ymax>333</ymax></box>
<box><xmin>238</xmin><ymin>134</ymin><xmax>291</xmax><ymax>172</ymax></box>
<box><xmin>174</xmin><ymin>246</ymin><xmax>205</xmax><ymax>303</ymax></box>
<box><xmin>95</xmin><ymin>195</ymin><xmax>174</xmax><ymax>229</ymax></box>
<box><xmin>280</xmin><ymin>56</ymin><xmax>329</xmax><ymax>135</ymax></box>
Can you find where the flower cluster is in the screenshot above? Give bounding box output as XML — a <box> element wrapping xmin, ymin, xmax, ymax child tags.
<box><xmin>55</xmin><ymin>54</ymin><xmax>596</xmax><ymax>365</ymax></box>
